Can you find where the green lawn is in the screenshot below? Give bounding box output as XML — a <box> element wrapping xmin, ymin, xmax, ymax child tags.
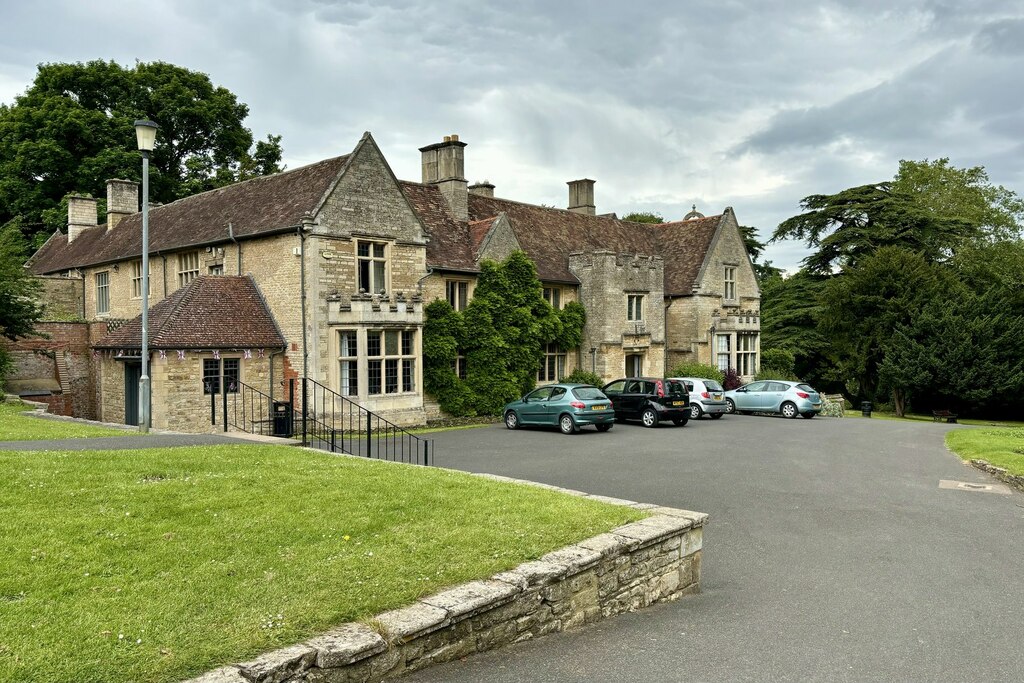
<box><xmin>0</xmin><ymin>444</ymin><xmax>644</xmax><ymax>683</ymax></box>
<box><xmin>846</xmin><ymin>410</ymin><xmax>1024</xmax><ymax>429</ymax></box>
<box><xmin>946</xmin><ymin>426</ymin><xmax>1024</xmax><ymax>476</ymax></box>
<box><xmin>0</xmin><ymin>401</ymin><xmax>132</xmax><ymax>440</ymax></box>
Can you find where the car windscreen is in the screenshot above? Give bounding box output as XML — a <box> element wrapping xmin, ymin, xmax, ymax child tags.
<box><xmin>704</xmin><ymin>380</ymin><xmax>723</xmax><ymax>391</ymax></box>
<box><xmin>796</xmin><ymin>383</ymin><xmax>818</xmax><ymax>393</ymax></box>
<box><xmin>572</xmin><ymin>387</ymin><xmax>606</xmax><ymax>400</ymax></box>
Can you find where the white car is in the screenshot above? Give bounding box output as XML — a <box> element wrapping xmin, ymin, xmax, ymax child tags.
<box><xmin>669</xmin><ymin>377</ymin><xmax>728</xmax><ymax>420</ymax></box>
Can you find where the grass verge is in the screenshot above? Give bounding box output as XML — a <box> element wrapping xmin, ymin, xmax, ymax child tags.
<box><xmin>945</xmin><ymin>427</ymin><xmax>1024</xmax><ymax>476</ymax></box>
<box><xmin>845</xmin><ymin>410</ymin><xmax>1024</xmax><ymax>428</ymax></box>
<box><xmin>0</xmin><ymin>401</ymin><xmax>132</xmax><ymax>440</ymax></box>
<box><xmin>0</xmin><ymin>444</ymin><xmax>643</xmax><ymax>683</ymax></box>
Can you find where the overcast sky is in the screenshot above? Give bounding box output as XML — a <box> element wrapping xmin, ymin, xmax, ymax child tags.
<box><xmin>2</xmin><ymin>0</ymin><xmax>1022</xmax><ymax>271</ymax></box>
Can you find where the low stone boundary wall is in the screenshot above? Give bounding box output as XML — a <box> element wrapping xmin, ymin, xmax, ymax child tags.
<box><xmin>186</xmin><ymin>475</ymin><xmax>707</xmax><ymax>683</ymax></box>
<box><xmin>971</xmin><ymin>459</ymin><xmax>1024</xmax><ymax>493</ymax></box>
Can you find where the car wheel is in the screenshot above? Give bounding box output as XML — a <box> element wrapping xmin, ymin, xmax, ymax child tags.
<box><xmin>672</xmin><ymin>417</ymin><xmax>689</xmax><ymax>427</ymax></box>
<box><xmin>801</xmin><ymin>412</ymin><xmax>816</xmax><ymax>419</ymax></box>
<box><xmin>725</xmin><ymin>398</ymin><xmax>736</xmax><ymax>414</ymax></box>
<box><xmin>710</xmin><ymin>413</ymin><xmax>724</xmax><ymax>420</ymax></box>
<box><xmin>689</xmin><ymin>404</ymin><xmax>703</xmax><ymax>420</ymax></box>
<box><xmin>559</xmin><ymin>414</ymin><xmax>578</xmax><ymax>434</ymax></box>
<box><xmin>641</xmin><ymin>408</ymin><xmax>659</xmax><ymax>428</ymax></box>
<box><xmin>781</xmin><ymin>401</ymin><xmax>798</xmax><ymax>419</ymax></box>
<box><xmin>596</xmin><ymin>424</ymin><xmax>612</xmax><ymax>432</ymax></box>
<box><xmin>504</xmin><ymin>411</ymin><xmax>519</xmax><ymax>430</ymax></box>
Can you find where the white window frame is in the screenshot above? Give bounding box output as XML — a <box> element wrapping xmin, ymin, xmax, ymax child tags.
<box><xmin>367</xmin><ymin>329</ymin><xmax>416</xmax><ymax>395</ymax></box>
<box><xmin>716</xmin><ymin>334</ymin><xmax>732</xmax><ymax>372</ymax></box>
<box><xmin>338</xmin><ymin>330</ymin><xmax>358</xmax><ymax>396</ymax></box>
<box><xmin>96</xmin><ymin>271</ymin><xmax>110</xmax><ymax>315</ymax></box>
<box><xmin>208</xmin><ymin>264</ymin><xmax>224</xmax><ymax>276</ymax></box>
<box><xmin>178</xmin><ymin>251</ymin><xmax>200</xmax><ymax>287</ymax></box>
<box><xmin>627</xmin><ymin>294</ymin><xmax>644</xmax><ymax>321</ymax></box>
<box><xmin>453</xmin><ymin>352</ymin><xmax>467</xmax><ymax>380</ymax></box>
<box><xmin>724</xmin><ymin>266</ymin><xmax>737</xmax><ymax>302</ymax></box>
<box><xmin>445</xmin><ymin>279</ymin><xmax>469</xmax><ymax>311</ymax></box>
<box><xmin>357</xmin><ymin>240</ymin><xmax>388</xmax><ymax>294</ymax></box>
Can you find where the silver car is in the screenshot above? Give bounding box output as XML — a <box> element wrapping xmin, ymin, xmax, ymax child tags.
<box><xmin>670</xmin><ymin>377</ymin><xmax>728</xmax><ymax>420</ymax></box>
<box><xmin>724</xmin><ymin>380</ymin><xmax>823</xmax><ymax>419</ymax></box>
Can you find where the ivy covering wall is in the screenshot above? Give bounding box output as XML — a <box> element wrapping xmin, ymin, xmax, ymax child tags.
<box><xmin>424</xmin><ymin>251</ymin><xmax>587</xmax><ymax>416</ymax></box>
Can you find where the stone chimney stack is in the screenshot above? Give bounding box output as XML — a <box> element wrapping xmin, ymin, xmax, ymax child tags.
<box><xmin>106</xmin><ymin>179</ymin><xmax>139</xmax><ymax>230</ymax></box>
<box><xmin>468</xmin><ymin>180</ymin><xmax>495</xmax><ymax>198</ymax></box>
<box><xmin>420</xmin><ymin>134</ymin><xmax>468</xmax><ymax>222</ymax></box>
<box><xmin>67</xmin><ymin>195</ymin><xmax>98</xmax><ymax>243</ymax></box>
<box><xmin>567</xmin><ymin>179</ymin><xmax>596</xmax><ymax>216</ymax></box>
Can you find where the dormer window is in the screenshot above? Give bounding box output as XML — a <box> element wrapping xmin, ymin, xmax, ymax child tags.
<box><xmin>543</xmin><ymin>286</ymin><xmax>562</xmax><ymax>309</ymax></box>
<box><xmin>357</xmin><ymin>241</ymin><xmax>387</xmax><ymax>293</ymax></box>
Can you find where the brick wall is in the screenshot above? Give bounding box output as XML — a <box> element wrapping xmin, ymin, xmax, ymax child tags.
<box><xmin>3</xmin><ymin>322</ymin><xmax>96</xmax><ymax>418</ymax></box>
<box><xmin>37</xmin><ymin>276</ymin><xmax>84</xmax><ymax>320</ymax></box>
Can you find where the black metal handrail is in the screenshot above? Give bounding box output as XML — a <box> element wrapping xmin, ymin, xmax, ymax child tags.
<box><xmin>302</xmin><ymin>377</ymin><xmax>432</xmax><ymax>466</ymax></box>
<box><xmin>227</xmin><ymin>380</ymin><xmax>279</xmax><ymax>436</ymax></box>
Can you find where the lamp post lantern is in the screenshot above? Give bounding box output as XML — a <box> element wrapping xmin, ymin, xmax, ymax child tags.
<box><xmin>134</xmin><ymin>119</ymin><xmax>158</xmax><ymax>433</ymax></box>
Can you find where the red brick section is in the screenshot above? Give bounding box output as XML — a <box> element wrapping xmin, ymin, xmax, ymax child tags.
<box><xmin>3</xmin><ymin>321</ymin><xmax>96</xmax><ymax>417</ymax></box>
<box><xmin>29</xmin><ymin>156</ymin><xmax>349</xmax><ymax>275</ymax></box>
<box><xmin>93</xmin><ymin>276</ymin><xmax>286</xmax><ymax>350</ymax></box>
<box><xmin>467</xmin><ymin>216</ymin><xmax>497</xmax><ymax>252</ymax></box>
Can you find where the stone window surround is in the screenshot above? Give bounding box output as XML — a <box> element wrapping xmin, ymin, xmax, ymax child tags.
<box><xmin>202</xmin><ymin>357</ymin><xmax>241</xmax><ymax>395</ymax></box>
<box><xmin>723</xmin><ymin>264</ymin><xmax>738</xmax><ymax>303</ymax></box>
<box><xmin>543</xmin><ymin>285</ymin><xmax>562</xmax><ymax>310</ymax></box>
<box><xmin>445</xmin><ymin>278</ymin><xmax>470</xmax><ymax>311</ymax></box>
<box><xmin>95</xmin><ymin>270</ymin><xmax>110</xmax><ymax>316</ymax></box>
<box><xmin>184</xmin><ymin>470</ymin><xmax>707</xmax><ymax>683</ymax></box>
<box><xmin>538</xmin><ymin>343</ymin><xmax>566</xmax><ymax>382</ymax></box>
<box><xmin>333</xmin><ymin>326</ymin><xmax>420</xmax><ymax>400</ymax></box>
<box><xmin>130</xmin><ymin>261</ymin><xmax>145</xmax><ymax>299</ymax></box>
<box><xmin>357</xmin><ymin>239</ymin><xmax>389</xmax><ymax>294</ymax></box>
<box><xmin>178</xmin><ymin>251</ymin><xmax>201</xmax><ymax>288</ymax></box>
<box><xmin>627</xmin><ymin>293</ymin><xmax>644</xmax><ymax>322</ymax></box>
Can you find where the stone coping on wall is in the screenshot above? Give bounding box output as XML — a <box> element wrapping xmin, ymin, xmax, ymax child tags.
<box><xmin>971</xmin><ymin>459</ymin><xmax>1024</xmax><ymax>493</ymax></box>
<box><xmin>183</xmin><ymin>471</ymin><xmax>708</xmax><ymax>683</ymax></box>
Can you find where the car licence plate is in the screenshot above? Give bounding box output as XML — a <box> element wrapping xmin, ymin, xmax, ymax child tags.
<box><xmin>713</xmin><ymin>393</ymin><xmax>722</xmax><ymax>400</ymax></box>
<box><xmin>673</xmin><ymin>401</ymin><xmax>686</xmax><ymax>406</ymax></box>
<box><xmin>592</xmin><ymin>405</ymin><xmax>607</xmax><ymax>410</ymax></box>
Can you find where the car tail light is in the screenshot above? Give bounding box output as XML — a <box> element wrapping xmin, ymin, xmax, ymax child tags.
<box><xmin>796</xmin><ymin>391</ymin><xmax>809</xmax><ymax>399</ymax></box>
<box><xmin>701</xmin><ymin>391</ymin><xmax>710</xmax><ymax>399</ymax></box>
<box><xmin>570</xmin><ymin>400</ymin><xmax>585</xmax><ymax>410</ymax></box>
<box><xmin>656</xmin><ymin>380</ymin><xmax>664</xmax><ymax>397</ymax></box>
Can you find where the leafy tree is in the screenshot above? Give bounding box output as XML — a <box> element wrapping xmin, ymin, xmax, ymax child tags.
<box><xmin>0</xmin><ymin>217</ymin><xmax>43</xmax><ymax>384</ymax></box>
<box><xmin>622</xmin><ymin>211</ymin><xmax>664</xmax><ymax>224</ymax></box>
<box><xmin>818</xmin><ymin>247</ymin><xmax>955</xmax><ymax>401</ymax></box>
<box><xmin>739</xmin><ymin>224</ymin><xmax>782</xmax><ymax>282</ymax></box>
<box><xmin>669</xmin><ymin>362</ymin><xmax>723</xmax><ymax>384</ymax></box>
<box><xmin>561</xmin><ymin>368</ymin><xmax>603</xmax><ymax>387</ymax></box>
<box><xmin>758</xmin><ymin>271</ymin><xmax>832</xmax><ymax>386</ymax></box>
<box><xmin>423</xmin><ymin>251</ymin><xmax>587</xmax><ymax>416</ymax></box>
<box><xmin>0</xmin><ymin>60</ymin><xmax>284</xmax><ymax>246</ymax></box>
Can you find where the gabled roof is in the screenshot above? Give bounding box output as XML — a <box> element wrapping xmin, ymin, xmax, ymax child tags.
<box><xmin>656</xmin><ymin>215</ymin><xmax>724</xmax><ymax>295</ymax></box>
<box><xmin>29</xmin><ymin>156</ymin><xmax>350</xmax><ymax>275</ymax></box>
<box><xmin>400</xmin><ymin>181</ymin><xmax>477</xmax><ymax>271</ymax></box>
<box><xmin>93</xmin><ymin>276</ymin><xmax>285</xmax><ymax>349</ymax></box>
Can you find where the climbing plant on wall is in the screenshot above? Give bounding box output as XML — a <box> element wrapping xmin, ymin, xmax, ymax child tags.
<box><xmin>423</xmin><ymin>251</ymin><xmax>587</xmax><ymax>416</ymax></box>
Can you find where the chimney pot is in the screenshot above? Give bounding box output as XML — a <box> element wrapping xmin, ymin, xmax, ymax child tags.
<box><xmin>450</xmin><ymin>133</ymin><xmax>459</xmax><ymax>142</ymax></box>
<box><xmin>469</xmin><ymin>180</ymin><xmax>495</xmax><ymax>198</ymax></box>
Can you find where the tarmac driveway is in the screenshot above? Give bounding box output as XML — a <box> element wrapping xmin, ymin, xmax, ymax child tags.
<box><xmin>408</xmin><ymin>415</ymin><xmax>1024</xmax><ymax>682</ymax></box>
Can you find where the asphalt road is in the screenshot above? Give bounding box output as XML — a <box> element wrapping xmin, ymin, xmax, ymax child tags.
<box><xmin>406</xmin><ymin>415</ymin><xmax>1024</xmax><ymax>682</ymax></box>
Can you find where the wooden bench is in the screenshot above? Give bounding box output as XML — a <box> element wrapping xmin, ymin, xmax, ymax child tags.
<box><xmin>932</xmin><ymin>410</ymin><xmax>958</xmax><ymax>423</ymax></box>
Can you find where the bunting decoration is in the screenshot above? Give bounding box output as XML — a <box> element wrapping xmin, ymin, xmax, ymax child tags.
<box><xmin>213</xmin><ymin>349</ymin><xmax>220</xmax><ymax>360</ymax></box>
<box><xmin>243</xmin><ymin>349</ymin><xmax>252</xmax><ymax>359</ymax></box>
<box><xmin>159</xmin><ymin>349</ymin><xmax>167</xmax><ymax>360</ymax></box>
<box><xmin>177</xmin><ymin>350</ymin><xmax>186</xmax><ymax>360</ymax></box>
<box><xmin>257</xmin><ymin>348</ymin><xmax>265</xmax><ymax>359</ymax></box>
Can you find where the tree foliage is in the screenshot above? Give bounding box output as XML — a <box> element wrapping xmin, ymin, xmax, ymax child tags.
<box><xmin>423</xmin><ymin>252</ymin><xmax>587</xmax><ymax>416</ymax></box>
<box><xmin>0</xmin><ymin>60</ymin><xmax>284</xmax><ymax>246</ymax></box>
<box><xmin>669</xmin><ymin>362</ymin><xmax>723</xmax><ymax>384</ymax></box>
<box><xmin>739</xmin><ymin>224</ymin><xmax>782</xmax><ymax>282</ymax></box>
<box><xmin>621</xmin><ymin>211</ymin><xmax>664</xmax><ymax>224</ymax></box>
<box><xmin>0</xmin><ymin>217</ymin><xmax>44</xmax><ymax>385</ymax></box>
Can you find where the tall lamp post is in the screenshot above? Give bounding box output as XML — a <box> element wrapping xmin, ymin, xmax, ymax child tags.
<box><xmin>134</xmin><ymin>119</ymin><xmax>158</xmax><ymax>433</ymax></box>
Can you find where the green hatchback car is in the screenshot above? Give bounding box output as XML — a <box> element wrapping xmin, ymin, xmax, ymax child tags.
<box><xmin>503</xmin><ymin>384</ymin><xmax>616</xmax><ymax>434</ymax></box>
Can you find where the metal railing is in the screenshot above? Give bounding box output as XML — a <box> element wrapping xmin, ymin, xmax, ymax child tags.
<box><xmin>227</xmin><ymin>380</ymin><xmax>280</xmax><ymax>436</ymax></box>
<box><xmin>301</xmin><ymin>378</ymin><xmax>432</xmax><ymax>465</ymax></box>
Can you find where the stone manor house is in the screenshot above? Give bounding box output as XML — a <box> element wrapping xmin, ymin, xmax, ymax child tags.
<box><xmin>16</xmin><ymin>132</ymin><xmax>760</xmax><ymax>432</ymax></box>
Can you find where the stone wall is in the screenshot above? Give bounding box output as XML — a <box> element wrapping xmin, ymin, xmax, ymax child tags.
<box><xmin>37</xmin><ymin>275</ymin><xmax>84</xmax><ymax>320</ymax></box>
<box><xmin>186</xmin><ymin>474</ymin><xmax>706</xmax><ymax>683</ymax></box>
<box><xmin>570</xmin><ymin>251</ymin><xmax>666</xmax><ymax>381</ymax></box>
<box><xmin>971</xmin><ymin>460</ymin><xmax>1024</xmax><ymax>494</ymax></box>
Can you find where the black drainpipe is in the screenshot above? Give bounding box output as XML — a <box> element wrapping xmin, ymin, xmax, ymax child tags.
<box><xmin>228</xmin><ymin>222</ymin><xmax>241</xmax><ymax>274</ymax></box>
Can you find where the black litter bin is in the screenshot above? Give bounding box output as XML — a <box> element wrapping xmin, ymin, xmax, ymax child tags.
<box><xmin>861</xmin><ymin>401</ymin><xmax>873</xmax><ymax>417</ymax></box>
<box><xmin>273</xmin><ymin>401</ymin><xmax>293</xmax><ymax>437</ymax></box>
